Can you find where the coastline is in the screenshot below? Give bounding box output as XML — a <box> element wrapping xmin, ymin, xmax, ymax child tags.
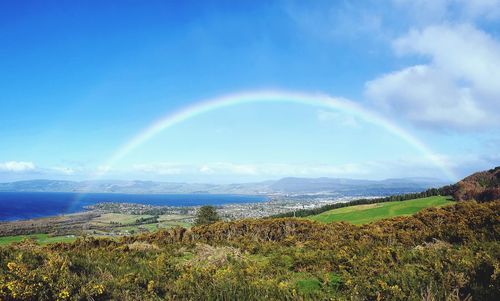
<box><xmin>0</xmin><ymin>194</ymin><xmax>354</xmax><ymax>243</ymax></box>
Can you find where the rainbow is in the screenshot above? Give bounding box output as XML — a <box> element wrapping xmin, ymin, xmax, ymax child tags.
<box><xmin>100</xmin><ymin>90</ymin><xmax>458</xmax><ymax>181</ymax></box>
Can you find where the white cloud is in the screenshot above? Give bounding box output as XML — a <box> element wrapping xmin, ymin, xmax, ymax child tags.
<box><xmin>393</xmin><ymin>24</ymin><xmax>500</xmax><ymax>95</ymax></box>
<box><xmin>366</xmin><ymin>64</ymin><xmax>487</xmax><ymax>129</ymax></box>
<box><xmin>199</xmin><ymin>165</ymin><xmax>214</xmax><ymax>174</ymax></box>
<box><xmin>133</xmin><ymin>162</ymin><xmax>260</xmax><ymax>176</ymax></box>
<box><xmin>197</xmin><ymin>162</ymin><xmax>371</xmax><ymax>177</ymax></box>
<box><xmin>199</xmin><ymin>160</ymin><xmax>458</xmax><ymax>180</ymax></box>
<box><xmin>366</xmin><ymin>24</ymin><xmax>500</xmax><ymax>130</ymax></box>
<box><xmin>0</xmin><ymin>161</ymin><xmax>36</xmax><ymax>172</ymax></box>
<box><xmin>1</xmin><ymin>159</ymin><xmax>476</xmax><ymax>182</ymax></box>
<box><xmin>128</xmin><ymin>161</ymin><xmax>372</xmax><ymax>178</ymax></box>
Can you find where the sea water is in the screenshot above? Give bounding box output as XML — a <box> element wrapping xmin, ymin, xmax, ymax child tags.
<box><xmin>0</xmin><ymin>192</ymin><xmax>267</xmax><ymax>221</ymax></box>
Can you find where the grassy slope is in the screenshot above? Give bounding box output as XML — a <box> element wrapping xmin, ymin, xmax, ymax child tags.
<box><xmin>308</xmin><ymin>196</ymin><xmax>453</xmax><ymax>225</ymax></box>
<box><xmin>0</xmin><ymin>233</ymin><xmax>77</xmax><ymax>246</ymax></box>
<box><xmin>91</xmin><ymin>213</ymin><xmax>155</xmax><ymax>225</ymax></box>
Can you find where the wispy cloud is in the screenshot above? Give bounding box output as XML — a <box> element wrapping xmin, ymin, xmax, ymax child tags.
<box><xmin>50</xmin><ymin>166</ymin><xmax>76</xmax><ymax>175</ymax></box>
<box><xmin>122</xmin><ymin>161</ymin><xmax>371</xmax><ymax>178</ymax></box>
<box><xmin>122</xmin><ymin>161</ymin><xmax>438</xmax><ymax>179</ymax></box>
<box><xmin>132</xmin><ymin>162</ymin><xmax>261</xmax><ymax>176</ymax></box>
<box><xmin>0</xmin><ymin>161</ymin><xmax>36</xmax><ymax>172</ymax></box>
<box><xmin>2</xmin><ymin>157</ymin><xmax>495</xmax><ymax>182</ymax></box>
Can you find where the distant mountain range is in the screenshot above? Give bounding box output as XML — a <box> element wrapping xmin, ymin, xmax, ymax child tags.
<box><xmin>0</xmin><ymin>177</ymin><xmax>449</xmax><ymax>196</ymax></box>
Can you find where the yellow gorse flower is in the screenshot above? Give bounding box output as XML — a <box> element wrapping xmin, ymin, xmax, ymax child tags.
<box><xmin>58</xmin><ymin>289</ymin><xmax>70</xmax><ymax>300</ymax></box>
<box><xmin>7</xmin><ymin>262</ymin><xmax>17</xmax><ymax>271</ymax></box>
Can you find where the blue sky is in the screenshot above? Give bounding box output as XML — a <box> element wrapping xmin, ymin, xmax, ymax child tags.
<box><xmin>1</xmin><ymin>0</ymin><xmax>499</xmax><ymax>183</ymax></box>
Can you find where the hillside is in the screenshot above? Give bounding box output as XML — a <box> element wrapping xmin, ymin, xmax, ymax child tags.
<box><xmin>452</xmin><ymin>166</ymin><xmax>500</xmax><ymax>201</ymax></box>
<box><xmin>273</xmin><ymin>167</ymin><xmax>500</xmax><ymax>220</ymax></box>
<box><xmin>0</xmin><ymin>201</ymin><xmax>498</xmax><ymax>300</ymax></box>
<box><xmin>308</xmin><ymin>195</ymin><xmax>453</xmax><ymax>225</ymax></box>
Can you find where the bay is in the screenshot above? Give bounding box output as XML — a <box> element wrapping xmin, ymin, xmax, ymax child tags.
<box><xmin>0</xmin><ymin>192</ymin><xmax>268</xmax><ymax>221</ymax></box>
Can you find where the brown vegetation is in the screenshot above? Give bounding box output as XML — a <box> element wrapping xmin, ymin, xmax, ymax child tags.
<box><xmin>453</xmin><ymin>166</ymin><xmax>500</xmax><ymax>202</ymax></box>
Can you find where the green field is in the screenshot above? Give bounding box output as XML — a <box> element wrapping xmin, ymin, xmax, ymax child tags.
<box><xmin>0</xmin><ymin>233</ymin><xmax>77</xmax><ymax>246</ymax></box>
<box><xmin>308</xmin><ymin>196</ymin><xmax>454</xmax><ymax>225</ymax></box>
<box><xmin>91</xmin><ymin>213</ymin><xmax>155</xmax><ymax>225</ymax></box>
<box><xmin>91</xmin><ymin>213</ymin><xmax>192</xmax><ymax>234</ymax></box>
<box><xmin>0</xmin><ymin>213</ymin><xmax>193</xmax><ymax>246</ymax></box>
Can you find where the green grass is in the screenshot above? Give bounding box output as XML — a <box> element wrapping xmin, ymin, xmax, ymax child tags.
<box><xmin>308</xmin><ymin>196</ymin><xmax>454</xmax><ymax>225</ymax></box>
<box><xmin>0</xmin><ymin>233</ymin><xmax>77</xmax><ymax>246</ymax></box>
<box><xmin>91</xmin><ymin>213</ymin><xmax>155</xmax><ymax>226</ymax></box>
<box><xmin>295</xmin><ymin>278</ymin><xmax>321</xmax><ymax>294</ymax></box>
<box><xmin>0</xmin><ymin>213</ymin><xmax>194</xmax><ymax>246</ymax></box>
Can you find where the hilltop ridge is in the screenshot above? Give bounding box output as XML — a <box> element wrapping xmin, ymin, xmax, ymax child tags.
<box><xmin>452</xmin><ymin>166</ymin><xmax>500</xmax><ymax>201</ymax></box>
